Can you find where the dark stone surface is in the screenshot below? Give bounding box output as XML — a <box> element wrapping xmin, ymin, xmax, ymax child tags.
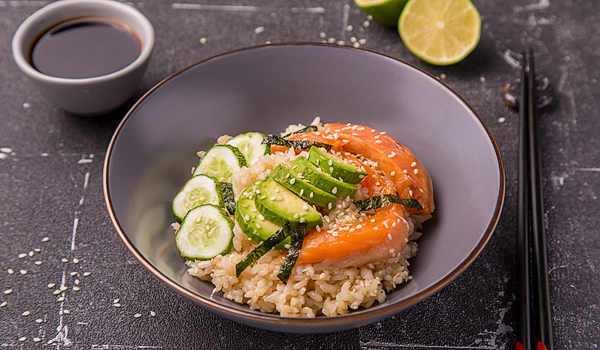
<box><xmin>1</xmin><ymin>0</ymin><xmax>598</xmax><ymax>348</ymax></box>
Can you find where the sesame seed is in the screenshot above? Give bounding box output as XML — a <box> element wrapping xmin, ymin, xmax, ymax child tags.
<box><xmin>83</xmin><ymin>272</ymin><xmax>91</xmax><ymax>276</ymax></box>
<box><xmin>57</xmin><ymin>296</ymin><xmax>65</xmax><ymax>302</ymax></box>
<box><xmin>150</xmin><ymin>311</ymin><xmax>156</xmax><ymax>316</ymax></box>
<box><xmin>70</xmin><ymin>272</ymin><xmax>78</xmax><ymax>276</ymax></box>
<box><xmin>73</xmin><ymin>258</ymin><xmax>79</xmax><ymax>264</ymax></box>
<box><xmin>300</xmin><ymin>189</ymin><xmax>304</xmax><ymax>196</ymax></box>
<box><xmin>329</xmin><ymin>167</ymin><xmax>334</xmax><ymax>173</ymax></box>
<box><xmin>114</xmin><ymin>303</ymin><xmax>121</xmax><ymax>307</ymax></box>
<box><xmin>20</xmin><ymin>270</ymin><xmax>27</xmax><ymax>275</ymax></box>
<box><xmin>363</xmin><ymin>20</ymin><xmax>370</xmax><ymax>27</ymax></box>
<box><xmin>73</xmin><ymin>287</ymin><xmax>80</xmax><ymax>291</ymax></box>
<box><xmin>7</xmin><ymin>269</ymin><xmax>14</xmax><ymax>274</ymax></box>
<box><xmin>373</xmin><ymin>226</ymin><xmax>379</xmax><ymax>230</ymax></box>
<box><xmin>63</xmin><ymin>310</ymin><xmax>70</xmax><ymax>314</ymax></box>
<box><xmin>388</xmin><ymin>234</ymin><xmax>393</xmax><ymax>240</ymax></box>
<box><xmin>293</xmin><ymin>213</ymin><xmax>299</xmax><ymax>219</ymax></box>
<box><xmin>332</xmin><ymin>187</ymin><xmax>338</xmax><ymax>194</ymax></box>
<box><xmin>332</xmin><ymin>232</ymin><xmax>338</xmax><ymax>237</ymax></box>
<box><xmin>245</xmin><ymin>214</ymin><xmax>250</xmax><ymax>221</ymax></box>
<box><xmin>300</xmin><ymin>218</ymin><xmax>306</xmax><ymax>223</ymax></box>
<box><xmin>134</xmin><ymin>313</ymin><xmax>142</xmax><ymax>318</ymax></box>
<box><xmin>356</xmin><ymin>224</ymin><xmax>363</xmax><ymax>229</ymax></box>
<box><xmin>290</xmin><ymin>178</ymin><xmax>296</xmax><ymax>184</ymax></box>
<box><xmin>42</xmin><ymin>237</ymin><xmax>49</xmax><ymax>242</ymax></box>
<box><xmin>34</xmin><ymin>261</ymin><xmax>42</xmax><ymax>265</ymax></box>
<box><xmin>328</xmin><ymin>202</ymin><xmax>332</xmax><ymax>210</ymax></box>
<box><xmin>388</xmin><ymin>152</ymin><xmax>396</xmax><ymax>158</ymax></box>
<box><xmin>411</xmin><ymin>162</ymin><xmax>417</xmax><ymax>167</ymax></box>
<box><xmin>392</xmin><ymin>222</ymin><xmax>397</xmax><ymax>227</ymax></box>
<box><xmin>47</xmin><ymin>283</ymin><xmax>55</xmax><ymax>288</ymax></box>
<box><xmin>53</xmin><ymin>290</ymin><xmax>61</xmax><ymax>295</ymax></box>
<box><xmin>390</xmin><ymin>171</ymin><xmax>396</xmax><ymax>176</ymax></box>
<box><xmin>60</xmin><ymin>286</ymin><xmax>67</xmax><ymax>291</ymax></box>
<box><xmin>19</xmin><ymin>337</ymin><xmax>26</xmax><ymax>342</ymax></box>
<box><xmin>256</xmin><ymin>223</ymin><xmax>261</xmax><ymax>229</ymax></box>
<box><xmin>33</xmin><ymin>338</ymin><xmax>41</xmax><ymax>342</ymax></box>
<box><xmin>35</xmin><ymin>319</ymin><xmax>43</xmax><ymax>323</ymax></box>
<box><xmin>28</xmin><ymin>251</ymin><xmax>34</xmax><ymax>257</ymax></box>
<box><xmin>75</xmin><ymin>279</ymin><xmax>79</xmax><ymax>285</ymax></box>
<box><xmin>310</xmin><ymin>192</ymin><xmax>314</xmax><ymax>198</ymax></box>
<box><xmin>414</xmin><ymin>169</ymin><xmax>419</xmax><ymax>174</ymax></box>
<box><xmin>346</xmin><ymin>25</ymin><xmax>353</xmax><ymax>31</ymax></box>
<box><xmin>0</xmin><ymin>301</ymin><xmax>6</xmax><ymax>307</ymax></box>
<box><xmin>316</xmin><ymin>225</ymin><xmax>321</xmax><ymax>232</ymax></box>
<box><xmin>4</xmin><ymin>289</ymin><xmax>13</xmax><ymax>295</ymax></box>
<box><xmin>200</xmin><ymin>37</ymin><xmax>207</xmax><ymax>44</ymax></box>
<box><xmin>61</xmin><ymin>258</ymin><xmax>68</xmax><ymax>263</ymax></box>
<box><xmin>22</xmin><ymin>311</ymin><xmax>30</xmax><ymax>316</ymax></box>
<box><xmin>18</xmin><ymin>253</ymin><xmax>27</xmax><ymax>258</ymax></box>
<box><xmin>375</xmin><ymin>140</ymin><xmax>382</xmax><ymax>144</ymax></box>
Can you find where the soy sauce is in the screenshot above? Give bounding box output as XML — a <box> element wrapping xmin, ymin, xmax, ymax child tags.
<box><xmin>29</xmin><ymin>16</ymin><xmax>141</xmax><ymax>79</ymax></box>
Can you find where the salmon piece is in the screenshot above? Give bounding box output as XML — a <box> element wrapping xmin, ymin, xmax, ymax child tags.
<box><xmin>297</xmin><ymin>158</ymin><xmax>410</xmax><ymax>267</ymax></box>
<box><xmin>296</xmin><ymin>204</ymin><xmax>409</xmax><ymax>267</ymax></box>
<box><xmin>321</xmin><ymin>123</ymin><xmax>434</xmax><ymax>216</ymax></box>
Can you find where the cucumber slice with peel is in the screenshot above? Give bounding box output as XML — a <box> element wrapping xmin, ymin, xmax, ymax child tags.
<box><xmin>226</xmin><ymin>132</ymin><xmax>270</xmax><ymax>166</ymax></box>
<box><xmin>175</xmin><ymin>204</ymin><xmax>234</xmax><ymax>260</ymax></box>
<box><xmin>194</xmin><ymin>145</ymin><xmax>247</xmax><ymax>183</ymax></box>
<box><xmin>172</xmin><ymin>174</ymin><xmax>223</xmax><ymax>222</ymax></box>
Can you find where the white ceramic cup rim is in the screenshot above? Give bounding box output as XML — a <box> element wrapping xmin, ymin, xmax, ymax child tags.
<box><xmin>12</xmin><ymin>0</ymin><xmax>154</xmax><ymax>85</ymax></box>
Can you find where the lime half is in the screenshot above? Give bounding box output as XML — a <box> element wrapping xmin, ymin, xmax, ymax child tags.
<box><xmin>398</xmin><ymin>0</ymin><xmax>481</xmax><ymax>65</ymax></box>
<box><xmin>354</xmin><ymin>0</ymin><xmax>408</xmax><ymax>27</ymax></box>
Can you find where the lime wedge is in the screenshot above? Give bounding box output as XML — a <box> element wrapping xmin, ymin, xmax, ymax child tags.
<box><xmin>354</xmin><ymin>0</ymin><xmax>408</xmax><ymax>27</ymax></box>
<box><xmin>398</xmin><ymin>0</ymin><xmax>481</xmax><ymax>65</ymax></box>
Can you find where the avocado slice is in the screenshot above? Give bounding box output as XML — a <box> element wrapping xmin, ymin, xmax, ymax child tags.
<box><xmin>307</xmin><ymin>146</ymin><xmax>368</xmax><ymax>184</ymax></box>
<box><xmin>290</xmin><ymin>157</ymin><xmax>358</xmax><ymax>198</ymax></box>
<box><xmin>235</xmin><ymin>185</ymin><xmax>289</xmax><ymax>251</ymax></box>
<box><xmin>255</xmin><ymin>178</ymin><xmax>323</xmax><ymax>229</ymax></box>
<box><xmin>270</xmin><ymin>164</ymin><xmax>337</xmax><ymax>209</ymax></box>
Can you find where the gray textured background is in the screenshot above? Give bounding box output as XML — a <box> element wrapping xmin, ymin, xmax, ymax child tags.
<box><xmin>1</xmin><ymin>0</ymin><xmax>599</xmax><ymax>348</ymax></box>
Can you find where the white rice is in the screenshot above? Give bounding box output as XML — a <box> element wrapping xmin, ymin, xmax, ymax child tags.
<box><xmin>184</xmin><ymin>129</ymin><xmax>429</xmax><ymax>317</ymax></box>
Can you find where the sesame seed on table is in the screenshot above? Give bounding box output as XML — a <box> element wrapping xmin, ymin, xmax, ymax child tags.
<box><xmin>1</xmin><ymin>0</ymin><xmax>599</xmax><ymax>349</ymax></box>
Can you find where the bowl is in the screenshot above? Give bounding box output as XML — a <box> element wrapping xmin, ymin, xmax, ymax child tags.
<box><xmin>11</xmin><ymin>0</ymin><xmax>154</xmax><ymax>116</ymax></box>
<box><xmin>103</xmin><ymin>43</ymin><xmax>504</xmax><ymax>333</ymax></box>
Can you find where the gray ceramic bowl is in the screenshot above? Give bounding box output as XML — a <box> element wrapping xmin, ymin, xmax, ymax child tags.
<box><xmin>103</xmin><ymin>43</ymin><xmax>504</xmax><ymax>333</ymax></box>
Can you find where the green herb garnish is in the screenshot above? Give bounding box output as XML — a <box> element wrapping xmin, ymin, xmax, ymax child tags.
<box><xmin>281</xmin><ymin>125</ymin><xmax>319</xmax><ymax>138</ymax></box>
<box><xmin>221</xmin><ymin>182</ymin><xmax>236</xmax><ymax>215</ymax></box>
<box><xmin>353</xmin><ymin>194</ymin><xmax>423</xmax><ymax>213</ymax></box>
<box><xmin>277</xmin><ymin>223</ymin><xmax>307</xmax><ymax>284</ymax></box>
<box><xmin>235</xmin><ymin>222</ymin><xmax>292</xmax><ymax>277</ymax></box>
<box><xmin>262</xmin><ymin>134</ymin><xmax>333</xmax><ymax>151</ymax></box>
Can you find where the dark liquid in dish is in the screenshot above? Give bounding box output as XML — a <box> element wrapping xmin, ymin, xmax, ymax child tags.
<box><xmin>29</xmin><ymin>16</ymin><xmax>141</xmax><ymax>79</ymax></box>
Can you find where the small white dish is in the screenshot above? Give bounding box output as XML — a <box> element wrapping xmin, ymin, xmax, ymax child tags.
<box><xmin>12</xmin><ymin>0</ymin><xmax>154</xmax><ymax>116</ymax></box>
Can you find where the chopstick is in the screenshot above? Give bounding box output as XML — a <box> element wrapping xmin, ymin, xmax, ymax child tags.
<box><xmin>516</xmin><ymin>49</ymin><xmax>554</xmax><ymax>350</ymax></box>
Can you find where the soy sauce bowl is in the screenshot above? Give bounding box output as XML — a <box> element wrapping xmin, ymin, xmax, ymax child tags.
<box><xmin>12</xmin><ymin>0</ymin><xmax>154</xmax><ymax>116</ymax></box>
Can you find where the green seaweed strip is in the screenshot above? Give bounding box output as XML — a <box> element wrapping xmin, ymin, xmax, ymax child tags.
<box><xmin>221</xmin><ymin>182</ymin><xmax>236</xmax><ymax>215</ymax></box>
<box><xmin>353</xmin><ymin>194</ymin><xmax>423</xmax><ymax>213</ymax></box>
<box><xmin>277</xmin><ymin>223</ymin><xmax>307</xmax><ymax>284</ymax></box>
<box><xmin>281</xmin><ymin>125</ymin><xmax>319</xmax><ymax>138</ymax></box>
<box><xmin>262</xmin><ymin>134</ymin><xmax>333</xmax><ymax>151</ymax></box>
<box><xmin>235</xmin><ymin>222</ymin><xmax>292</xmax><ymax>277</ymax></box>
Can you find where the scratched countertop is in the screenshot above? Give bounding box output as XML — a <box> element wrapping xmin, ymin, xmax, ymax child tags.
<box><xmin>1</xmin><ymin>0</ymin><xmax>599</xmax><ymax>348</ymax></box>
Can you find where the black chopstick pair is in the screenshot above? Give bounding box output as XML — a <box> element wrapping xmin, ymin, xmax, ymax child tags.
<box><xmin>515</xmin><ymin>49</ymin><xmax>554</xmax><ymax>350</ymax></box>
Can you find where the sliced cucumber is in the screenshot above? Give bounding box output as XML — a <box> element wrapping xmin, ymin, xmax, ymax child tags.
<box><xmin>308</xmin><ymin>146</ymin><xmax>368</xmax><ymax>184</ymax></box>
<box><xmin>172</xmin><ymin>174</ymin><xmax>223</xmax><ymax>222</ymax></box>
<box><xmin>193</xmin><ymin>145</ymin><xmax>247</xmax><ymax>183</ymax></box>
<box><xmin>175</xmin><ymin>204</ymin><xmax>234</xmax><ymax>260</ymax></box>
<box><xmin>269</xmin><ymin>164</ymin><xmax>337</xmax><ymax>209</ymax></box>
<box><xmin>226</xmin><ymin>132</ymin><xmax>270</xmax><ymax>166</ymax></box>
<box><xmin>255</xmin><ymin>178</ymin><xmax>323</xmax><ymax>229</ymax></box>
<box><xmin>290</xmin><ymin>157</ymin><xmax>358</xmax><ymax>198</ymax></box>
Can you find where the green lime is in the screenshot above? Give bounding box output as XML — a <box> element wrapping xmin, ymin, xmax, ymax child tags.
<box><xmin>398</xmin><ymin>0</ymin><xmax>481</xmax><ymax>65</ymax></box>
<box><xmin>354</xmin><ymin>0</ymin><xmax>408</xmax><ymax>27</ymax></box>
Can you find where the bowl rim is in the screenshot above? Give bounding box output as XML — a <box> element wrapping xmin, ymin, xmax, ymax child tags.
<box><xmin>103</xmin><ymin>42</ymin><xmax>505</xmax><ymax>330</ymax></box>
<box><xmin>11</xmin><ymin>0</ymin><xmax>155</xmax><ymax>85</ymax></box>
